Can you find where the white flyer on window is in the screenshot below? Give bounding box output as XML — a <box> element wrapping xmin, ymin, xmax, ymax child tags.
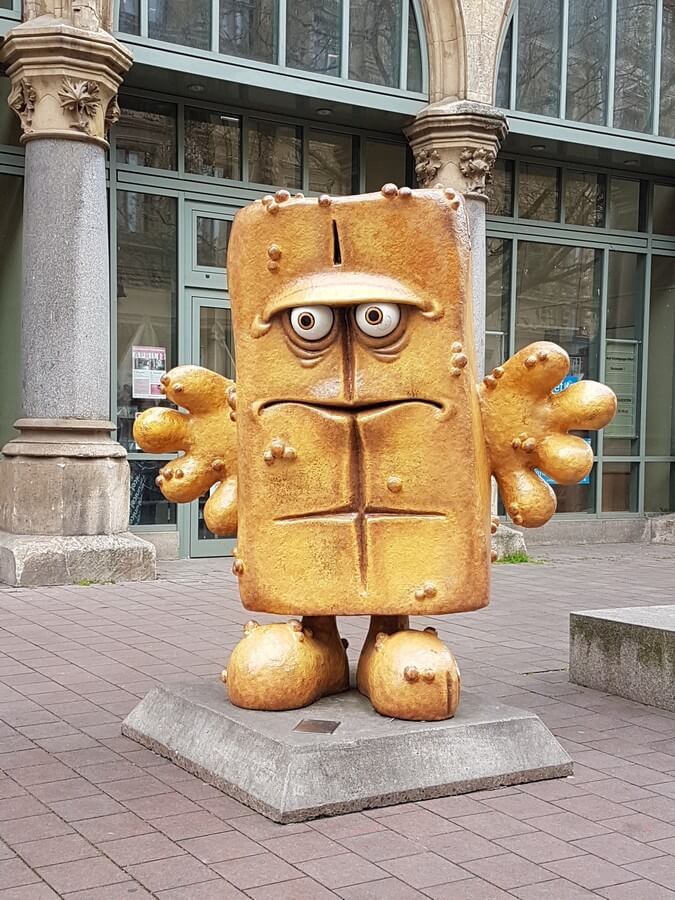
<box><xmin>132</xmin><ymin>345</ymin><xmax>166</xmax><ymax>399</ymax></box>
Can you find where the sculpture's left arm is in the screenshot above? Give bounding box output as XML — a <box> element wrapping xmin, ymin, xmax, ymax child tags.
<box><xmin>478</xmin><ymin>342</ymin><xmax>617</xmax><ymax>528</ymax></box>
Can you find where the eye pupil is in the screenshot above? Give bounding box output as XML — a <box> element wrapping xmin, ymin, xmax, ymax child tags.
<box><xmin>299</xmin><ymin>313</ymin><xmax>315</xmax><ymax>330</ymax></box>
<box><xmin>366</xmin><ymin>307</ymin><xmax>382</xmax><ymax>325</ymax></box>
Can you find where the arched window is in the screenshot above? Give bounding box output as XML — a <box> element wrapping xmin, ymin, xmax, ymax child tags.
<box><xmin>497</xmin><ymin>0</ymin><xmax>675</xmax><ymax>138</ymax></box>
<box><xmin>116</xmin><ymin>0</ymin><xmax>427</xmax><ymax>95</ymax></box>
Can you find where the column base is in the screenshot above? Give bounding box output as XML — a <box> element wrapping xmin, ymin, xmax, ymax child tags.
<box><xmin>0</xmin><ymin>531</ymin><xmax>156</xmax><ymax>587</ymax></box>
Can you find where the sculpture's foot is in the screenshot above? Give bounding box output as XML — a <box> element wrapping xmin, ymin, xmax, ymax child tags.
<box><xmin>357</xmin><ymin>615</ymin><xmax>460</xmax><ymax>721</ymax></box>
<box><xmin>221</xmin><ymin>615</ymin><xmax>349</xmax><ymax>711</ymax></box>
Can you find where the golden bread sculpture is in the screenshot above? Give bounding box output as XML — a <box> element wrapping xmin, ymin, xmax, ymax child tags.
<box><xmin>134</xmin><ymin>185</ymin><xmax>616</xmax><ymax>722</ymax></box>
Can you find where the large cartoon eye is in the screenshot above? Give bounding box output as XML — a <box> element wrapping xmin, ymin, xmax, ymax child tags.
<box><xmin>289</xmin><ymin>306</ymin><xmax>334</xmax><ymax>341</ymax></box>
<box><xmin>355</xmin><ymin>303</ymin><xmax>401</xmax><ymax>338</ymax></box>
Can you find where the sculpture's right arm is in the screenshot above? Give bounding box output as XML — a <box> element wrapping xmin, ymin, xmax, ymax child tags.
<box><xmin>133</xmin><ymin>365</ymin><xmax>238</xmax><ymax>536</ymax></box>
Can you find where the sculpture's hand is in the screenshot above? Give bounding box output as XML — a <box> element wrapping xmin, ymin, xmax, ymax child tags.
<box><xmin>478</xmin><ymin>342</ymin><xmax>616</xmax><ymax>528</ymax></box>
<box><xmin>132</xmin><ymin>365</ymin><xmax>238</xmax><ymax>536</ymax></box>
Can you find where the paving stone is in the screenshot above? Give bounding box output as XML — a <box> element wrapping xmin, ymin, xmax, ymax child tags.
<box><xmin>627</xmin><ymin>854</ymin><xmax>675</xmax><ymax>889</ymax></box>
<box><xmin>424</xmin><ymin>877</ymin><xmax>514</xmax><ymax>899</ymax></box>
<box><xmin>72</xmin><ymin>812</ymin><xmax>153</xmax><ymax>842</ymax></box>
<box><xmin>336</xmin><ymin>877</ymin><xmax>427</xmax><ymax>899</ymax></box>
<box><xmin>155</xmin><ymin>882</ymin><xmax>246</xmax><ymax>900</ymax></box>
<box><xmin>596</xmin><ymin>880</ymin><xmax>675</xmax><ymax>899</ymax></box>
<box><xmin>179</xmin><ymin>830</ymin><xmax>263</xmax><ymax>863</ymax></box>
<box><xmin>378</xmin><ymin>851</ymin><xmax>467</xmax><ymax>888</ymax></box>
<box><xmin>98</xmin><ymin>832</ymin><xmax>184</xmax><ymax>865</ymax></box>
<box><xmin>263</xmin><ymin>831</ymin><xmax>345</xmax><ymax>863</ymax></box>
<box><xmin>0</xmin><ymin>814</ymin><xmax>72</xmax><ymax>845</ymax></box>
<box><xmin>13</xmin><ymin>834</ymin><xmax>97</xmax><ymax>867</ymax></box>
<box><xmin>495</xmin><ymin>832</ymin><xmax>585</xmax><ymax>863</ymax></box>
<box><xmin>525</xmin><ymin>811</ymin><xmax>610</xmax><ymax>841</ymax></box>
<box><xmin>572</xmin><ymin>831</ymin><xmax>665</xmax><ymax>864</ymax></box>
<box><xmin>298</xmin><ymin>852</ymin><xmax>386</xmax><ymax>889</ymax></box>
<box><xmin>0</xmin><ymin>885</ymin><xmax>60</xmax><ymax>899</ymax></box>
<box><xmin>337</xmin><ymin>831</ymin><xmax>422</xmax><ymax>862</ymax></box>
<box><xmin>0</xmin><ymin>858</ymin><xmax>40</xmax><ymax>888</ymax></box>
<box><xmin>545</xmin><ymin>854</ymin><xmax>642</xmax><ymax>889</ymax></box>
<box><xmin>509</xmin><ymin>879</ymin><xmax>600</xmax><ymax>899</ymax></box>
<box><xmin>212</xmin><ymin>850</ymin><xmax>301</xmax><ymax>888</ymax></box>
<box><xmin>462</xmin><ymin>852</ymin><xmax>556</xmax><ymax>889</ymax></box>
<box><xmin>250</xmin><ymin>875</ymin><xmax>342</xmax><ymax>898</ymax></box>
<box><xmin>599</xmin><ymin>812</ymin><xmax>675</xmax><ymax>842</ymax></box>
<box><xmin>126</xmin><ymin>855</ymin><xmax>217</xmax><ymax>892</ymax></box>
<box><xmin>154</xmin><ymin>812</ymin><xmax>233</xmax><ymax>840</ymax></box>
<box><xmin>37</xmin><ymin>857</ymin><xmax>129</xmax><ymax>893</ymax></box>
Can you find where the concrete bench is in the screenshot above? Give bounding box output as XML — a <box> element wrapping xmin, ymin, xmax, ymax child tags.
<box><xmin>570</xmin><ymin>606</ymin><xmax>675</xmax><ymax>711</ymax></box>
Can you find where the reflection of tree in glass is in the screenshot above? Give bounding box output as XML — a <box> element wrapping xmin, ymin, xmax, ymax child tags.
<box><xmin>308</xmin><ymin>132</ymin><xmax>355</xmax><ymax>195</ymax></box>
<box><xmin>184</xmin><ymin>109</ymin><xmax>241</xmax><ymax>180</ymax></box>
<box><xmin>516</xmin><ymin>0</ymin><xmax>561</xmax><ymax>116</ymax></box>
<box><xmin>613</xmin><ymin>0</ymin><xmax>657</xmax><ymax>133</ymax></box>
<box><xmin>116</xmin><ymin>99</ymin><xmax>176</xmax><ymax>170</ymax></box>
<box><xmin>566</xmin><ymin>0</ymin><xmax>610</xmax><ymax>124</ymax></box>
<box><xmin>219</xmin><ymin>0</ymin><xmax>276</xmax><ymax>62</ymax></box>
<box><xmin>349</xmin><ymin>0</ymin><xmax>401</xmax><ymax>87</ymax></box>
<box><xmin>248</xmin><ymin>121</ymin><xmax>302</xmax><ymax>188</ymax></box>
<box><xmin>287</xmin><ymin>0</ymin><xmax>341</xmax><ymax>75</ymax></box>
<box><xmin>661</xmin><ymin>0</ymin><xmax>675</xmax><ymax>137</ymax></box>
<box><xmin>149</xmin><ymin>0</ymin><xmax>211</xmax><ymax>50</ymax></box>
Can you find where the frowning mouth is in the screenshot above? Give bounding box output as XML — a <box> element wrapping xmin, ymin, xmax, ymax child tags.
<box><xmin>255</xmin><ymin>397</ymin><xmax>452</xmax><ymax>418</ymax></box>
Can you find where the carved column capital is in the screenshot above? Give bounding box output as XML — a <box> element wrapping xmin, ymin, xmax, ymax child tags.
<box><xmin>0</xmin><ymin>4</ymin><xmax>131</xmax><ymax>149</ymax></box>
<box><xmin>405</xmin><ymin>100</ymin><xmax>508</xmax><ymax>199</ymax></box>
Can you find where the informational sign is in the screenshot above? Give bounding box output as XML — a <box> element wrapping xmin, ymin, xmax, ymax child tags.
<box><xmin>536</xmin><ymin>373</ymin><xmax>591</xmax><ymax>485</ymax></box>
<box><xmin>604</xmin><ymin>340</ymin><xmax>638</xmax><ymax>439</ymax></box>
<box><xmin>132</xmin><ymin>346</ymin><xmax>166</xmax><ymax>400</ymax></box>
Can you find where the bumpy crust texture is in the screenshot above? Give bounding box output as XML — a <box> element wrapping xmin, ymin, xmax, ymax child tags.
<box><xmin>132</xmin><ymin>365</ymin><xmax>238</xmax><ymax>536</ymax></box>
<box><xmin>479</xmin><ymin>342</ymin><xmax>617</xmax><ymax>528</ymax></box>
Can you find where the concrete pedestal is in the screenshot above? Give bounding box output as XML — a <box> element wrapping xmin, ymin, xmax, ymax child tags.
<box><xmin>570</xmin><ymin>607</ymin><xmax>675</xmax><ymax>711</ymax></box>
<box><xmin>123</xmin><ymin>682</ymin><xmax>572</xmax><ymax>823</ymax></box>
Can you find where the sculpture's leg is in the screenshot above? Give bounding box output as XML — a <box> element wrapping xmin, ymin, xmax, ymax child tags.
<box><xmin>222</xmin><ymin>615</ymin><xmax>349</xmax><ymax>711</ymax></box>
<box><xmin>357</xmin><ymin>616</ymin><xmax>461</xmax><ymax>721</ymax></box>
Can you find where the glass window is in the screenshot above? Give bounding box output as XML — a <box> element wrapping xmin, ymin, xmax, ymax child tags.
<box><xmin>660</xmin><ymin>0</ymin><xmax>675</xmax><ymax>137</ymax></box>
<box><xmin>364</xmin><ymin>141</ymin><xmax>406</xmax><ymax>192</ymax></box>
<box><xmin>220</xmin><ymin>0</ymin><xmax>277</xmax><ymax>62</ymax></box>
<box><xmin>349</xmin><ymin>0</ymin><xmax>401</xmax><ymax>87</ymax></box>
<box><xmin>613</xmin><ymin>0</ymin><xmax>657</xmax><ymax>133</ymax></box>
<box><xmin>486</xmin><ymin>238</ymin><xmax>511</xmax><ymax>372</ymax></box>
<box><xmin>196</xmin><ymin>218</ymin><xmax>231</xmax><ymax>269</ymax></box>
<box><xmin>287</xmin><ymin>0</ymin><xmax>341</xmax><ymax>75</ymax></box>
<box><xmin>185</xmin><ymin>107</ymin><xmax>241</xmax><ymax>180</ymax></box>
<box><xmin>0</xmin><ymin>79</ymin><xmax>21</xmax><ymax>147</ymax></box>
<box><xmin>645</xmin><ymin>256</ymin><xmax>675</xmax><ymax>456</ymax></box>
<box><xmin>516</xmin><ymin>0</ymin><xmax>562</xmax><ymax>116</ymax></box>
<box><xmin>148</xmin><ymin>0</ymin><xmax>211</xmax><ymax>50</ymax></box>
<box><xmin>407</xmin><ymin>2</ymin><xmax>423</xmax><ymax>92</ymax></box>
<box><xmin>515</xmin><ymin>240</ymin><xmax>602</xmax><ymax>386</ymax></box>
<box><xmin>564</xmin><ymin>171</ymin><xmax>606</xmax><ymax>227</ymax></box>
<box><xmin>116</xmin><ymin>191</ymin><xmax>177</xmax><ymax>454</ymax></box>
<box><xmin>566</xmin><ymin>0</ymin><xmax>610</xmax><ymax>124</ymax></box>
<box><xmin>602</xmin><ymin>462</ymin><xmax>638</xmax><ymax>512</ymax></box>
<box><xmin>518</xmin><ymin>164</ymin><xmax>561</xmax><ymax>221</ymax></box>
<box><xmin>645</xmin><ymin>463</ymin><xmax>675</xmax><ymax>512</ymax></box>
<box><xmin>129</xmin><ymin>460</ymin><xmax>177</xmax><ymax>526</ymax></box>
<box><xmin>118</xmin><ymin>0</ymin><xmax>140</xmax><ymax>33</ymax></box>
<box><xmin>308</xmin><ymin>130</ymin><xmax>357</xmax><ymax>195</ymax></box>
<box><xmin>247</xmin><ymin>120</ymin><xmax>302</xmax><ymax>189</ymax></box>
<box><xmin>653</xmin><ymin>184</ymin><xmax>675</xmax><ymax>236</ymax></box>
<box><xmin>608</xmin><ymin>178</ymin><xmax>643</xmax><ymax>231</ymax></box>
<box><xmin>115</xmin><ymin>96</ymin><xmax>177</xmax><ymax>170</ymax></box>
<box><xmin>554</xmin><ymin>466</ymin><xmax>597</xmax><ymax>513</ymax></box>
<box><xmin>604</xmin><ymin>252</ymin><xmax>643</xmax><ymax>455</ymax></box>
<box><xmin>496</xmin><ymin>21</ymin><xmax>512</xmax><ymax>109</ymax></box>
<box><xmin>489</xmin><ymin>159</ymin><xmax>514</xmax><ymax>217</ymax></box>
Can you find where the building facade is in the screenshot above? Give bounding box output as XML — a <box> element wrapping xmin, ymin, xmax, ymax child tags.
<box><xmin>0</xmin><ymin>0</ymin><xmax>672</xmax><ymax>573</ymax></box>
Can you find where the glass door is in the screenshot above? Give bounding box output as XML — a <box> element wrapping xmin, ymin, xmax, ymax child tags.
<box><xmin>187</xmin><ymin>291</ymin><xmax>237</xmax><ymax>557</ymax></box>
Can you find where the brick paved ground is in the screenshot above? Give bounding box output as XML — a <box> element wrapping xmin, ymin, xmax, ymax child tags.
<box><xmin>0</xmin><ymin>543</ymin><xmax>672</xmax><ymax>899</ymax></box>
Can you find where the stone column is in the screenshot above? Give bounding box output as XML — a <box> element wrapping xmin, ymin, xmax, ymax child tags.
<box><xmin>0</xmin><ymin>1</ymin><xmax>155</xmax><ymax>585</ymax></box>
<box><xmin>404</xmin><ymin>100</ymin><xmax>508</xmax><ymax>379</ymax></box>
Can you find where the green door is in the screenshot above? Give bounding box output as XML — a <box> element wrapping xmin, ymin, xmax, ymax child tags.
<box><xmin>186</xmin><ymin>291</ymin><xmax>237</xmax><ymax>557</ymax></box>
